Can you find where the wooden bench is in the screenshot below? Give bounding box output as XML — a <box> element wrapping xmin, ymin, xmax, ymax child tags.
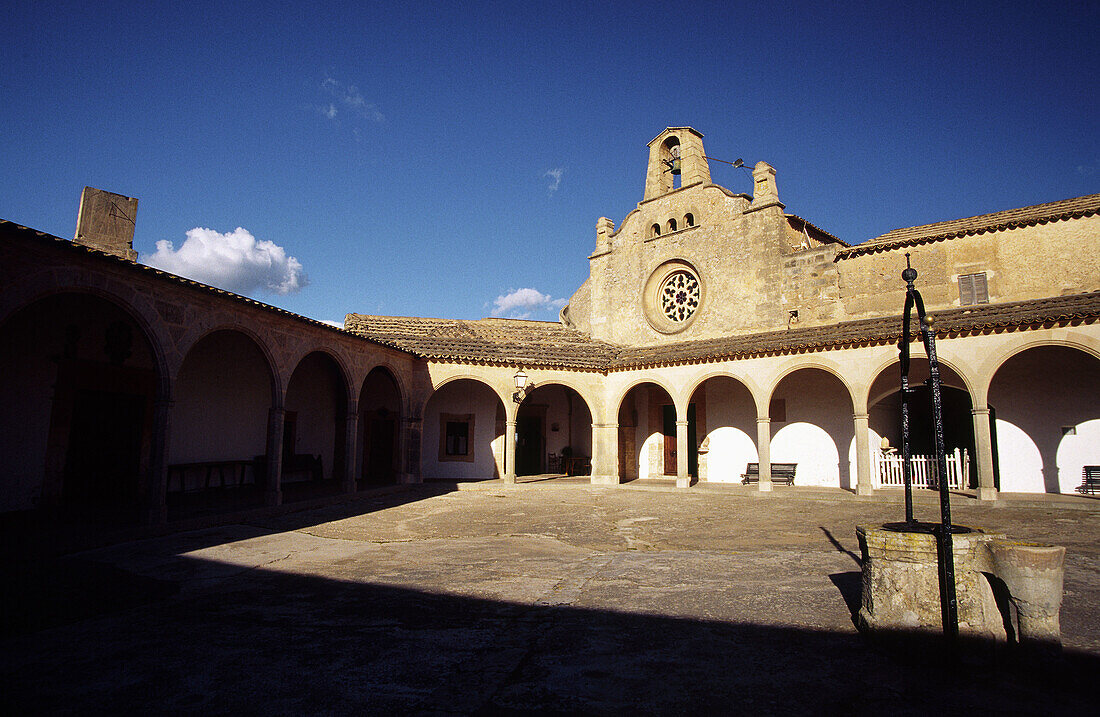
<box><xmin>741</xmin><ymin>463</ymin><xmax>797</xmax><ymax>486</ymax></box>
<box><xmin>1076</xmin><ymin>466</ymin><xmax>1100</xmax><ymax>495</ymax></box>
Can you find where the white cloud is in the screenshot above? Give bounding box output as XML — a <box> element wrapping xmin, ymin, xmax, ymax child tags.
<box><xmin>492</xmin><ymin>288</ymin><xmax>567</xmax><ymax>319</ymax></box>
<box><xmin>320</xmin><ymin>76</ymin><xmax>384</xmax><ymax>123</ymax></box>
<box><xmin>144</xmin><ymin>227</ymin><xmax>308</xmax><ymax>296</ymax></box>
<box><xmin>319</xmin><ymin>319</ymin><xmax>344</xmax><ymax>328</ymax></box>
<box><xmin>544</xmin><ymin>167</ymin><xmax>564</xmax><ymax>194</ymax></box>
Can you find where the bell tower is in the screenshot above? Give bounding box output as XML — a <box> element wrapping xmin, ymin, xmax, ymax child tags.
<box><xmin>643</xmin><ymin>127</ymin><xmax>711</xmax><ymax>201</ymax></box>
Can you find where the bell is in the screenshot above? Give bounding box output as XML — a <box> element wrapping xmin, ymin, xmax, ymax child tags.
<box><xmin>669</xmin><ymin>157</ymin><xmax>681</xmax><ymax>175</ymax></box>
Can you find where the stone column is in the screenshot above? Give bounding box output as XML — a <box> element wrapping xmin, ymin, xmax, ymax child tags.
<box><xmin>676</xmin><ymin>419</ymin><xmax>690</xmax><ymax>488</ymax></box>
<box><xmin>756</xmin><ymin>417</ymin><xmax>772</xmax><ymax>492</ymax></box>
<box><xmin>972</xmin><ymin>407</ymin><xmax>998</xmax><ymax>501</ymax></box>
<box><xmin>265</xmin><ymin>407</ymin><xmax>284</xmax><ymax>506</ymax></box>
<box><xmin>343</xmin><ymin>409</ymin><xmax>359</xmax><ymax>493</ymax></box>
<box><xmin>143</xmin><ymin>397</ymin><xmax>172</xmax><ymax>526</ymax></box>
<box><xmin>590</xmin><ymin>422</ymin><xmax>620</xmax><ymax>485</ymax></box>
<box><xmin>853</xmin><ymin>412</ymin><xmax>874</xmax><ymax>496</ymax></box>
<box><xmin>400</xmin><ymin>416</ymin><xmax>423</xmax><ymax>483</ymax></box>
<box><xmin>504</xmin><ymin>419</ymin><xmax>517</xmax><ymax>483</ymax></box>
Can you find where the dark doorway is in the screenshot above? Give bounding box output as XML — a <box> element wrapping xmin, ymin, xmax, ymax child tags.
<box><xmin>516</xmin><ymin>414</ymin><xmax>544</xmax><ymax>475</ymax></box>
<box><xmin>62</xmin><ymin>389</ymin><xmax>145</xmax><ymax>523</ymax></box>
<box><xmin>662</xmin><ymin>404</ymin><xmax>697</xmax><ymax>477</ymax></box>
<box><xmin>365</xmin><ymin>416</ymin><xmax>396</xmax><ymax>484</ymax></box>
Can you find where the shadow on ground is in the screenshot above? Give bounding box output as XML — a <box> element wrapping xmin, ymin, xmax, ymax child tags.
<box><xmin>2</xmin><ymin>552</ymin><xmax>1097</xmax><ymax>715</ymax></box>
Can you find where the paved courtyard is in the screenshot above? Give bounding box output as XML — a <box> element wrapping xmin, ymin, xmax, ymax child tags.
<box><xmin>3</xmin><ymin>482</ymin><xmax>1100</xmax><ymax>714</ymax></box>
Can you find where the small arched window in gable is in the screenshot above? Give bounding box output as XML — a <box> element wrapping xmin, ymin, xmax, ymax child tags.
<box><xmin>684</xmin><ymin>213</ymin><xmax>695</xmax><ymax>227</ymax></box>
<box><xmin>667</xmin><ymin>218</ymin><xmax>677</xmax><ymax>232</ymax></box>
<box><xmin>651</xmin><ymin>223</ymin><xmax>661</xmax><ymax>237</ymax></box>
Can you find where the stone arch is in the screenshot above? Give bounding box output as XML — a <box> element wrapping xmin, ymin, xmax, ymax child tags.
<box><xmin>169</xmin><ymin>329</ymin><xmax>275</xmax><ymax>513</ymax></box>
<box><xmin>768</xmin><ymin>366</ymin><xmax>855</xmax><ymax>489</ymax></box>
<box><xmin>282</xmin><ymin>351</ymin><xmax>350</xmax><ymax>500</ymax></box>
<box><xmin>422</xmin><ymin>377</ymin><xmax>507</xmax><ymax>481</ymax></box>
<box><xmin>0</xmin><ymin>281</ymin><xmax>171</xmax><ymax>399</ymax></box>
<box><xmin>174</xmin><ymin>324</ymin><xmax>281</xmax><ymax>406</ymax></box>
<box><xmin>288</xmin><ymin>346</ymin><xmax>355</xmax><ymax>407</ymax></box>
<box><xmin>616</xmin><ymin>380</ymin><xmax>677</xmax><ymax>482</ymax></box>
<box><xmin>515</xmin><ymin>381</ymin><xmax>594</xmax><ymax>477</ymax></box>
<box><xmin>864</xmin><ymin>353</ymin><xmax>978</xmax><ymax>410</ymax></box>
<box><xmin>767</xmin><ymin>360</ymin><xmax>857</xmax><ymax>413</ymax></box>
<box><xmin>987</xmin><ymin>344</ymin><xmax>1100</xmax><ymax>493</ymax></box>
<box><xmin>688</xmin><ymin>374</ymin><xmax>757</xmax><ymax>483</ymax></box>
<box><xmin>0</xmin><ymin>290</ymin><xmax>164</xmax><ymax>523</ymax></box>
<box><xmin>863</xmin><ymin>358</ymin><xmax>977</xmax><ymax>490</ymax></box>
<box><xmin>358</xmin><ymin>365</ymin><xmax>404</xmax><ymax>486</ymax></box>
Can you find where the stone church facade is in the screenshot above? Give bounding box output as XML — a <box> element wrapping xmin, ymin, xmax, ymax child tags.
<box><xmin>2</xmin><ymin>127</ymin><xmax>1098</xmax><ymax>526</ymax></box>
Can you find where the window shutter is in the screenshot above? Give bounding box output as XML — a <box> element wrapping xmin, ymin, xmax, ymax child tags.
<box><xmin>958</xmin><ymin>275</ymin><xmax>975</xmax><ymax>305</ymax></box>
<box><xmin>958</xmin><ymin>272</ymin><xmax>988</xmax><ymax>305</ymax></box>
<box><xmin>973</xmin><ymin>272</ymin><xmax>988</xmax><ymax>303</ymax></box>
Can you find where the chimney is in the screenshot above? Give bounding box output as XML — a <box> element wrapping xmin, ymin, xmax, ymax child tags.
<box><xmin>74</xmin><ymin>186</ymin><xmax>138</xmax><ymax>261</ymax></box>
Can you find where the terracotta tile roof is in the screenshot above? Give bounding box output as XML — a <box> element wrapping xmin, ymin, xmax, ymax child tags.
<box><xmin>0</xmin><ymin>219</ymin><xmax>397</xmax><ymax>351</ymax></box>
<box><xmin>836</xmin><ymin>193</ymin><xmax>1100</xmax><ymax>259</ymax></box>
<box><xmin>343</xmin><ymin>314</ymin><xmax>619</xmax><ymax>369</ymax></box>
<box><xmin>785</xmin><ymin>213</ymin><xmax>849</xmax><ymax>247</ymax></box>
<box><xmin>610</xmin><ymin>292</ymin><xmax>1100</xmax><ymax>369</ymax></box>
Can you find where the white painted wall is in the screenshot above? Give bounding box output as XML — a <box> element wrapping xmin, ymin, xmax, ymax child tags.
<box><xmin>422</xmin><ymin>380</ymin><xmax>503</xmax><ymax>480</ymax></box>
<box><xmin>1057</xmin><ymin>419</ymin><xmax>1100</xmax><ymax>494</ymax></box>
<box><xmin>700</xmin><ymin>378</ymin><xmax>757</xmax><ymax>482</ymax></box>
<box><xmin>772</xmin><ymin>422</ymin><xmax>841</xmax><ymax>487</ymax></box>
<box><xmin>770</xmin><ymin>369</ymin><xmax>853</xmax><ymax>488</ymax></box>
<box><xmin>990</xmin><ymin>346</ymin><xmax>1100</xmax><ymax>493</ymax></box>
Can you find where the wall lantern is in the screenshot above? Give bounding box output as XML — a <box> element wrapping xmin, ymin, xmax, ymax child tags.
<box><xmin>512</xmin><ymin>368</ymin><xmax>529</xmax><ymax>403</ymax></box>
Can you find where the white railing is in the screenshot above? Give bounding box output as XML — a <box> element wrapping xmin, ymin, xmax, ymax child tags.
<box><xmin>875</xmin><ymin>448</ymin><xmax>970</xmax><ymax>490</ymax></box>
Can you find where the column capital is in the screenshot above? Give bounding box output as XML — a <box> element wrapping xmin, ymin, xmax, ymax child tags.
<box><xmin>505</xmin><ymin>419</ymin><xmax>517</xmax><ymax>427</ymax></box>
<box><xmin>593</xmin><ymin>422</ymin><xmax>619</xmax><ymax>429</ymax></box>
<box><xmin>675</xmin><ymin>420</ymin><xmax>689</xmax><ymax>427</ymax></box>
<box><xmin>971</xmin><ymin>407</ymin><xmax>991</xmax><ymax>416</ymax></box>
<box><xmin>852</xmin><ymin>413</ymin><xmax>869</xmax><ymax>421</ymax></box>
<box><xmin>757</xmin><ymin>417</ymin><xmax>771</xmax><ymax>424</ymax></box>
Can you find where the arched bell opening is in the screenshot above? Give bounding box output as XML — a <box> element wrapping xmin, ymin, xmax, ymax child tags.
<box><xmin>0</xmin><ymin>292</ymin><xmax>160</xmax><ymax>526</ymax></box>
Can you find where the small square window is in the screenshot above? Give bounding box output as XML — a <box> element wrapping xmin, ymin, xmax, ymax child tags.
<box><xmin>439</xmin><ymin>413</ymin><xmax>475</xmax><ymax>462</ymax></box>
<box><xmin>958</xmin><ymin>272</ymin><xmax>989</xmax><ymax>306</ymax></box>
<box><xmin>769</xmin><ymin>399</ymin><xmax>787</xmax><ymax>423</ymax></box>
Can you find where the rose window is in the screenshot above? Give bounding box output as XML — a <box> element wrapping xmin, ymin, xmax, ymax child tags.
<box><xmin>659</xmin><ymin>270</ymin><xmax>700</xmax><ymax>322</ymax></box>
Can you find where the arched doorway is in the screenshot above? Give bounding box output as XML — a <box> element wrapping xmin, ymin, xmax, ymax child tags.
<box><xmin>283</xmin><ymin>351</ymin><xmax>348</xmax><ymax>502</ymax></box>
<box><xmin>689</xmin><ymin>376</ymin><xmax>757</xmax><ymax>483</ymax></box>
<box><xmin>769</xmin><ymin>368</ymin><xmax>853</xmax><ymax>488</ymax></box>
<box><xmin>0</xmin><ymin>292</ymin><xmax>160</xmax><ymax>525</ymax></box>
<box><xmin>988</xmin><ymin>345</ymin><xmax>1100</xmax><ymax>493</ymax></box>
<box><xmin>515</xmin><ymin>383</ymin><xmax>593</xmax><ymax>478</ymax></box>
<box><xmin>422</xmin><ymin>379</ymin><xmax>505</xmax><ymax>481</ymax></box>
<box><xmin>358</xmin><ymin>366</ymin><xmax>402</xmax><ymax>486</ymax></box>
<box><xmin>170</xmin><ymin>330</ymin><xmax>272</xmax><ymax>516</ymax></box>
<box><xmin>617</xmin><ymin>382</ymin><xmax>678</xmax><ymax>482</ymax></box>
<box><xmin>865</xmin><ymin>359</ymin><xmax>975</xmax><ymax>490</ymax></box>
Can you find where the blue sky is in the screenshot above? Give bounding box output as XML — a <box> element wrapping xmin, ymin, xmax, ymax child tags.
<box><xmin>3</xmin><ymin>1</ymin><xmax>1097</xmax><ymax>324</ymax></box>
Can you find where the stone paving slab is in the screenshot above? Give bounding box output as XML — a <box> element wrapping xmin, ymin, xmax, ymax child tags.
<box><xmin>3</xmin><ymin>484</ymin><xmax>1100</xmax><ymax>714</ymax></box>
